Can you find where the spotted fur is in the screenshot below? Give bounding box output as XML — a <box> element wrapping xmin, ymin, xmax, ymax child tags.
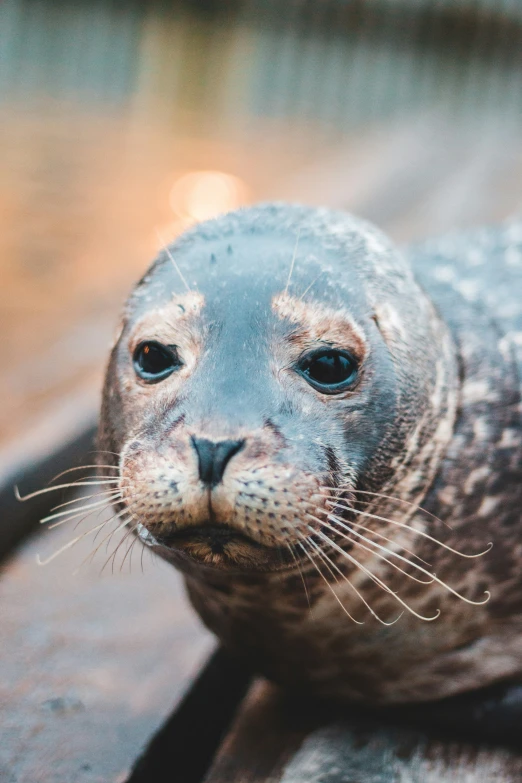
<box><xmin>98</xmin><ymin>204</ymin><xmax>522</xmax><ymax>705</ymax></box>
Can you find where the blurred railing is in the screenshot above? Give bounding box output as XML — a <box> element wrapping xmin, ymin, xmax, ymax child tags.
<box><xmin>1</xmin><ymin>0</ymin><xmax>521</xmax><ymax>128</ymax></box>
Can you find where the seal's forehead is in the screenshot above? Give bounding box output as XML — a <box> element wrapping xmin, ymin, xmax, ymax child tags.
<box><xmin>127</xmin><ymin>228</ymin><xmax>375</xmax><ymax>325</ymax></box>
<box><xmin>128</xmin><ymin>202</ymin><xmax>410</xmax><ymax>311</ymax></box>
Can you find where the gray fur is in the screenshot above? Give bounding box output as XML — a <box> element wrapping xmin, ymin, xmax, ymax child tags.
<box><xmin>99</xmin><ymin>204</ymin><xmax>522</xmax><ymax>707</ymax></box>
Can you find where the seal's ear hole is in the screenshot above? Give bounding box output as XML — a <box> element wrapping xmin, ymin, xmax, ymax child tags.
<box><xmin>371</xmin><ymin>305</ymin><xmax>396</xmax><ymax>346</ymax></box>
<box><xmin>133</xmin><ymin>341</ymin><xmax>182</xmax><ymax>383</ymax></box>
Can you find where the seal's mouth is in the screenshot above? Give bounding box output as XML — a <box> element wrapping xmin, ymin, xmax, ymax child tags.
<box><xmin>159</xmin><ymin>525</ymin><xmax>257</xmax><ymax>553</ymax></box>
<box><xmin>139</xmin><ymin>522</ymin><xmax>295</xmax><ymax>572</ymax></box>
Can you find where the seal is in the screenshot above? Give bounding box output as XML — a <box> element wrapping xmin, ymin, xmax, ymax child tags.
<box><xmin>98</xmin><ymin>204</ymin><xmax>522</xmax><ymax>706</ymax></box>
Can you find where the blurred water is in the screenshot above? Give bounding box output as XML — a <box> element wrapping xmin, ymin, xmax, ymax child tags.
<box><xmin>1</xmin><ymin>0</ymin><xmax>521</xmax><ymax>445</ymax></box>
<box><xmin>1</xmin><ymin>0</ymin><xmax>522</xmax><ymax>123</ymax></box>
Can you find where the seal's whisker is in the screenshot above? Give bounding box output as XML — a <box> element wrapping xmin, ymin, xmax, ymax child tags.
<box><xmin>286</xmin><ymin>542</ymin><xmax>312</xmax><ymax>612</ymax></box>
<box><xmin>85</xmin><ymin>489</ymin><xmax>148</xmax><ymax>561</ymax></box>
<box><xmin>96</xmin><ymin>520</ymin><xmax>132</xmax><ymax>560</ymax></box>
<box><xmin>70</xmin><ymin>501</ymin><xmax>121</xmax><ymax>535</ymax></box>
<box><xmin>42</xmin><ymin>493</ymin><xmax>122</xmax><ymax>526</ymax></box>
<box><xmin>321</xmin><ymin>485</ymin><xmax>451</xmax><ymax>529</ymax></box>
<box><xmin>311</xmin><ymin>512</ymin><xmax>434</xmax><ymax>586</ymax></box>
<box><xmin>140</xmin><ymin>540</ymin><xmax>146</xmax><ymax>573</ymax></box>
<box><xmin>48</xmin><ymin>500</ymin><xmax>119</xmax><ymax>531</ymax></box>
<box><xmin>302</xmin><ymin>500</ymin><xmax>431</xmax><ymax>567</ymax></box>
<box><xmin>46</xmin><ymin>488</ymin><xmax>122</xmax><ymax>516</ymax></box>
<box><xmin>306</xmin><ymin>540</ymin><xmax>338</xmax><ymax>585</ymax></box>
<box><xmin>103</xmin><ymin>521</ymin><xmax>140</xmax><ymax>575</ymax></box>
<box><xmin>320</xmin><ymin>511</ymin><xmax>490</xmax><ymax>605</ymax></box>
<box><xmin>329</xmin><ymin>515</ymin><xmax>432</xmax><ymax>573</ymax></box>
<box><xmin>15</xmin><ymin>480</ymin><xmax>119</xmax><ymax>502</ymax></box>
<box><xmin>130</xmin><ymin>537</ymin><xmax>140</xmax><ymax>573</ymax></box>
<box><xmin>295</xmin><ymin>538</ymin><xmax>363</xmax><ymax>625</ymax></box>
<box><xmin>309</xmin><ymin>526</ymin><xmax>442</xmax><ymax>622</ymax></box>
<box><xmin>283</xmin><ymin>227</ymin><xmax>301</xmax><ymax>296</ymax></box>
<box><xmin>36</xmin><ymin>519</ymin><xmax>109</xmax><ymax>566</ymax></box>
<box><xmin>156</xmin><ymin>228</ymin><xmax>191</xmax><ymax>292</ymax></box>
<box><xmin>50</xmin><ymin>464</ymin><xmax>120</xmax><ymax>483</ymax></box>
<box><xmin>316</xmin><ymin>521</ymin><xmax>491</xmax><ymax>611</ymax></box>
<box><xmin>82</xmin><ymin>509</ymin><xmax>135</xmax><ymax>569</ymax></box>
<box><xmin>47</xmin><ymin>488</ymin><xmax>121</xmax><ymax>517</ymax></box>
<box><xmin>296</xmin><ymin>526</ymin><xmax>383</xmax><ymax>625</ymax></box>
<box><xmin>299</xmin><ymin>270</ymin><xmax>326</xmax><ymax>301</ymax></box>
<box><xmin>90</xmin><ymin>508</ymin><xmax>124</xmax><ymax>546</ymax></box>
<box><xmin>66</xmin><ymin>498</ymin><xmax>123</xmax><ymax>543</ymax></box>
<box><xmin>44</xmin><ymin>503</ymin><xmax>130</xmax><ymax>570</ymax></box>
<box><xmin>120</xmin><ymin>530</ymin><xmax>140</xmax><ymax>573</ymax></box>
<box><xmin>44</xmin><ymin>496</ymin><xmax>121</xmax><ymax>530</ymax></box>
<box><xmin>71</xmin><ymin>519</ymin><xmax>131</xmax><ymax>576</ymax></box>
<box><xmin>329</xmin><ymin>497</ymin><xmax>493</xmax><ymax>560</ymax></box>
<box><xmin>307</xmin><ymin>502</ymin><xmax>431</xmax><ymax>574</ymax></box>
<box><xmin>301</xmin><ymin>531</ymin><xmax>399</xmax><ymax>626</ymax></box>
<box><xmin>48</xmin><ymin>491</ymin><xmax>145</xmax><ymax>572</ymax></box>
<box><xmin>307</xmin><ymin>536</ymin><xmax>387</xmax><ymax>625</ymax></box>
<box><xmin>92</xmin><ymin>487</ymin><xmax>151</xmax><ymax>565</ymax></box>
<box><xmin>305</xmin><ymin>540</ymin><xmax>365</xmax><ymax>625</ymax></box>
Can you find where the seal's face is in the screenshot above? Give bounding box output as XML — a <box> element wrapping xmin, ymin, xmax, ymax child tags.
<box><xmin>100</xmin><ymin>206</ymin><xmax>454</xmax><ymax>576</ymax></box>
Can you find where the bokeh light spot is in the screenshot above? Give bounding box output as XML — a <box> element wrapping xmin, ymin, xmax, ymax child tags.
<box><xmin>169</xmin><ymin>170</ymin><xmax>249</xmax><ymax>224</ymax></box>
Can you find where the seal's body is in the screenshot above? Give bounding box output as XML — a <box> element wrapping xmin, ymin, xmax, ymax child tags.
<box><xmin>99</xmin><ymin>206</ymin><xmax>522</xmax><ymax>705</ymax></box>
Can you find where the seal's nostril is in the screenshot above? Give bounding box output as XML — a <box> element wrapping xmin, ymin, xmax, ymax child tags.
<box><xmin>191</xmin><ymin>437</ymin><xmax>245</xmax><ymax>487</ymax></box>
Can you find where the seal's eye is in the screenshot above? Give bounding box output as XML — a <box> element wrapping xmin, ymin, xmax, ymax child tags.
<box><xmin>298</xmin><ymin>349</ymin><xmax>358</xmax><ymax>394</ymax></box>
<box><xmin>133</xmin><ymin>341</ymin><xmax>182</xmax><ymax>382</ymax></box>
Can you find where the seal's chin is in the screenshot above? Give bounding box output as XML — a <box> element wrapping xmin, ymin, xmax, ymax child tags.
<box><xmin>137</xmin><ymin>522</ymin><xmax>294</xmax><ymax>572</ymax></box>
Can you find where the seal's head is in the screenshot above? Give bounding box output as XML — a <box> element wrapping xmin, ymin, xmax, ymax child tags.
<box><xmin>99</xmin><ymin>204</ymin><xmax>457</xmax><ymax>575</ymax></box>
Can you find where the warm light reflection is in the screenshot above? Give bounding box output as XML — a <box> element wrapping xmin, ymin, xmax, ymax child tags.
<box><xmin>169</xmin><ymin>170</ymin><xmax>249</xmax><ymax>224</ymax></box>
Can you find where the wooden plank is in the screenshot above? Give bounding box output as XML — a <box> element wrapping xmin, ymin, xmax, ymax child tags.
<box><xmin>0</xmin><ymin>417</ymin><xmax>97</xmax><ymax>562</ymax></box>
<box><xmin>0</xmin><ymin>491</ymin><xmax>214</xmax><ymax>783</ymax></box>
<box><xmin>283</xmin><ymin>115</ymin><xmax>522</xmax><ymax>244</ymax></box>
<box><xmin>128</xmin><ymin>648</ymin><xmax>252</xmax><ymax>783</ymax></box>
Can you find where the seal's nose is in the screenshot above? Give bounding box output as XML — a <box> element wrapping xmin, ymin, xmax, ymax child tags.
<box><xmin>191</xmin><ymin>437</ymin><xmax>245</xmax><ymax>487</ymax></box>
